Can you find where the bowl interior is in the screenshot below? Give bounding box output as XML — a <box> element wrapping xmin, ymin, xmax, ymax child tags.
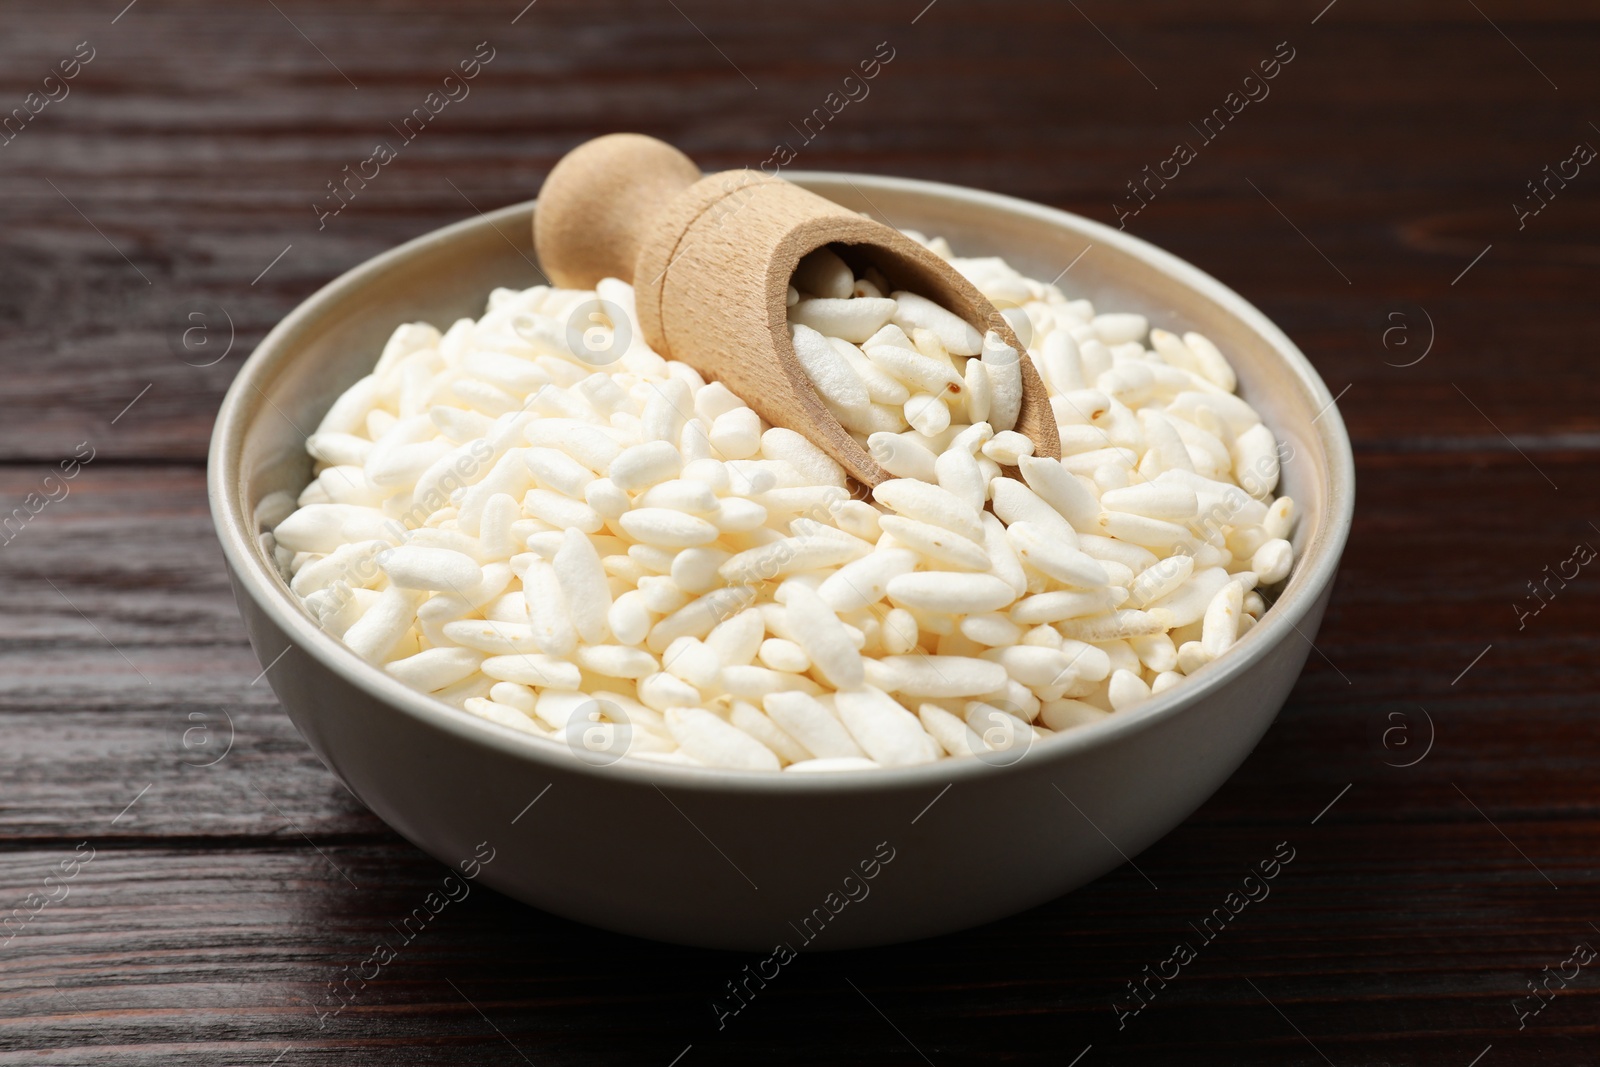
<box><xmin>216</xmin><ymin>173</ymin><xmax>1352</xmax><ymax>784</ymax></box>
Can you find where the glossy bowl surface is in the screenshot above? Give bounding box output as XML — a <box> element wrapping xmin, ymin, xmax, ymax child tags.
<box><xmin>209</xmin><ymin>173</ymin><xmax>1354</xmax><ymax>950</ymax></box>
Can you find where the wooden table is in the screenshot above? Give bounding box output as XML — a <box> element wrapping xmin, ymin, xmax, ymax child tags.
<box><xmin>3</xmin><ymin>1</ymin><xmax>1597</xmax><ymax>1062</ymax></box>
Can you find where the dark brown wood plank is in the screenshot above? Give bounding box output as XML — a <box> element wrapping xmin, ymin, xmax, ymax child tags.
<box><xmin>3</xmin><ymin>0</ymin><xmax>1600</xmax><ymax>1063</ymax></box>
<box><xmin>1</xmin><ymin>0</ymin><xmax>1597</xmax><ymax>459</ymax></box>
<box><xmin>0</xmin><ymin>821</ymin><xmax>1595</xmax><ymax>1066</ymax></box>
<box><xmin>0</xmin><ymin>464</ymin><xmax>388</xmax><ymax>841</ymax></box>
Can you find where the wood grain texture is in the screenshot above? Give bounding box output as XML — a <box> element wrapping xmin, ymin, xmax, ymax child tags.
<box><xmin>2</xmin><ymin>0</ymin><xmax>1598</xmax><ymax>1063</ymax></box>
<box><xmin>534</xmin><ymin>132</ymin><xmax>704</xmax><ymax>288</ymax></box>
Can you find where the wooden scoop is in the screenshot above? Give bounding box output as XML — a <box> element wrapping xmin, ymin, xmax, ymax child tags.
<box><xmin>533</xmin><ymin>133</ymin><xmax>1060</xmax><ymax>486</ymax></box>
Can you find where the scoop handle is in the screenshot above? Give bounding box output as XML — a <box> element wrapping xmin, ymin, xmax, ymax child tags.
<box><xmin>533</xmin><ymin>133</ymin><xmax>703</xmax><ymax>289</ymax></box>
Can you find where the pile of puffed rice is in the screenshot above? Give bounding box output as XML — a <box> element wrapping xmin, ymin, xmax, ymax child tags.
<box><xmin>270</xmin><ymin>233</ymin><xmax>1296</xmax><ymax>772</ymax></box>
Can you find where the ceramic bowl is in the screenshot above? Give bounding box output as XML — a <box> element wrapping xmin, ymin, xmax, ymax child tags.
<box><xmin>209</xmin><ymin>173</ymin><xmax>1354</xmax><ymax>950</ymax></box>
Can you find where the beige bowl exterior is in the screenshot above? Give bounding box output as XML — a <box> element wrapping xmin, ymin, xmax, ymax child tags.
<box><xmin>209</xmin><ymin>174</ymin><xmax>1354</xmax><ymax>951</ymax></box>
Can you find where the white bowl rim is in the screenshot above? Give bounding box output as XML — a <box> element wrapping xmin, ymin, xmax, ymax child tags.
<box><xmin>208</xmin><ymin>170</ymin><xmax>1355</xmax><ymax>796</ymax></box>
